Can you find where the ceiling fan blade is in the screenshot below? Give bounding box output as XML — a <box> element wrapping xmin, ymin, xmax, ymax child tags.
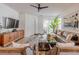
<box><xmin>40</xmin><ymin>6</ymin><xmax>48</xmax><ymax>9</ymax></box>
<box><xmin>30</xmin><ymin>5</ymin><xmax>38</xmax><ymax>8</ymax></box>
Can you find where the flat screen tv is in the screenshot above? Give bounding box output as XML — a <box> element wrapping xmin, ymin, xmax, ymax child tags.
<box><xmin>5</xmin><ymin>18</ymin><xmax>15</xmax><ymax>28</ymax></box>
<box><xmin>14</xmin><ymin>20</ymin><xmax>19</xmax><ymax>28</ymax></box>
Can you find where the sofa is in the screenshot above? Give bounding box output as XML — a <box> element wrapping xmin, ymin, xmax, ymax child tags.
<box><xmin>56</xmin><ymin>30</ymin><xmax>79</xmax><ymax>55</ymax></box>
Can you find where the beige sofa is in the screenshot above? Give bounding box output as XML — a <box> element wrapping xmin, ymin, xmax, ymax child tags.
<box><xmin>56</xmin><ymin>30</ymin><xmax>79</xmax><ymax>55</ymax></box>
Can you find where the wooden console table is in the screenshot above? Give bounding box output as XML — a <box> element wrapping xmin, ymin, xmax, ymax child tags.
<box><xmin>0</xmin><ymin>30</ymin><xmax>24</xmax><ymax>47</ymax></box>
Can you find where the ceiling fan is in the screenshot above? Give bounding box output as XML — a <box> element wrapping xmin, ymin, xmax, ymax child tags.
<box><xmin>30</xmin><ymin>4</ymin><xmax>48</xmax><ymax>12</ymax></box>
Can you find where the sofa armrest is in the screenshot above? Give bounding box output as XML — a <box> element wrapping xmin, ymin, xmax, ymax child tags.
<box><xmin>0</xmin><ymin>47</ymin><xmax>26</xmax><ymax>55</ymax></box>
<box><xmin>59</xmin><ymin>46</ymin><xmax>79</xmax><ymax>52</ymax></box>
<box><xmin>56</xmin><ymin>41</ymin><xmax>75</xmax><ymax>48</ymax></box>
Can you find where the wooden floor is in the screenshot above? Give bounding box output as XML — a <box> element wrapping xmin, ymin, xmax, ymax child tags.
<box><xmin>2</xmin><ymin>38</ymin><xmax>26</xmax><ymax>47</ymax></box>
<box><xmin>16</xmin><ymin>38</ymin><xmax>25</xmax><ymax>44</ymax></box>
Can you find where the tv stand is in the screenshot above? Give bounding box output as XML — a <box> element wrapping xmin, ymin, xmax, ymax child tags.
<box><xmin>0</xmin><ymin>30</ymin><xmax>24</xmax><ymax>47</ymax></box>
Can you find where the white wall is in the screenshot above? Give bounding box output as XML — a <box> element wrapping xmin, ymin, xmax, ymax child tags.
<box><xmin>19</xmin><ymin>13</ymin><xmax>25</xmax><ymax>29</ymax></box>
<box><xmin>19</xmin><ymin>13</ymin><xmax>44</xmax><ymax>37</ymax></box>
<box><xmin>0</xmin><ymin>4</ymin><xmax>19</xmax><ymax>19</ymax></box>
<box><xmin>37</xmin><ymin>15</ymin><xmax>44</xmax><ymax>33</ymax></box>
<box><xmin>25</xmin><ymin>13</ymin><xmax>38</xmax><ymax>37</ymax></box>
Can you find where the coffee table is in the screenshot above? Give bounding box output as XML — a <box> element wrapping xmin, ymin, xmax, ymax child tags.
<box><xmin>33</xmin><ymin>42</ymin><xmax>59</xmax><ymax>55</ymax></box>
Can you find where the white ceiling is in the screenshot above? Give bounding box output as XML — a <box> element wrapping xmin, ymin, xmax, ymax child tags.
<box><xmin>4</xmin><ymin>3</ymin><xmax>79</xmax><ymax>17</ymax></box>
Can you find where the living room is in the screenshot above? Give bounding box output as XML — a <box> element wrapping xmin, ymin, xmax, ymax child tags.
<box><xmin>0</xmin><ymin>3</ymin><xmax>79</xmax><ymax>55</ymax></box>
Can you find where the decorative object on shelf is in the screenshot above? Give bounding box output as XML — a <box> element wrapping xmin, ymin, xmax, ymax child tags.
<box><xmin>49</xmin><ymin>16</ymin><xmax>61</xmax><ymax>33</ymax></box>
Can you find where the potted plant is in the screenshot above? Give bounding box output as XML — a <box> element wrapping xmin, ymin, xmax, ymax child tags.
<box><xmin>47</xmin><ymin>34</ymin><xmax>57</xmax><ymax>47</ymax></box>
<box><xmin>49</xmin><ymin>16</ymin><xmax>61</xmax><ymax>33</ymax></box>
<box><xmin>48</xmin><ymin>38</ymin><xmax>57</xmax><ymax>47</ymax></box>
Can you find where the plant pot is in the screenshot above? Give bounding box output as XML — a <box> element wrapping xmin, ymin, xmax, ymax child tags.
<box><xmin>48</xmin><ymin>40</ymin><xmax>56</xmax><ymax>47</ymax></box>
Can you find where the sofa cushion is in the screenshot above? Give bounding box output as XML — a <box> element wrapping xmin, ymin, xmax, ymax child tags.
<box><xmin>62</xmin><ymin>32</ymin><xmax>68</xmax><ymax>38</ymax></box>
<box><xmin>56</xmin><ymin>33</ymin><xmax>73</xmax><ymax>43</ymax></box>
<box><xmin>56</xmin><ymin>42</ymin><xmax>75</xmax><ymax>48</ymax></box>
<box><xmin>65</xmin><ymin>33</ymin><xmax>73</xmax><ymax>42</ymax></box>
<box><xmin>55</xmin><ymin>35</ymin><xmax>66</xmax><ymax>43</ymax></box>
